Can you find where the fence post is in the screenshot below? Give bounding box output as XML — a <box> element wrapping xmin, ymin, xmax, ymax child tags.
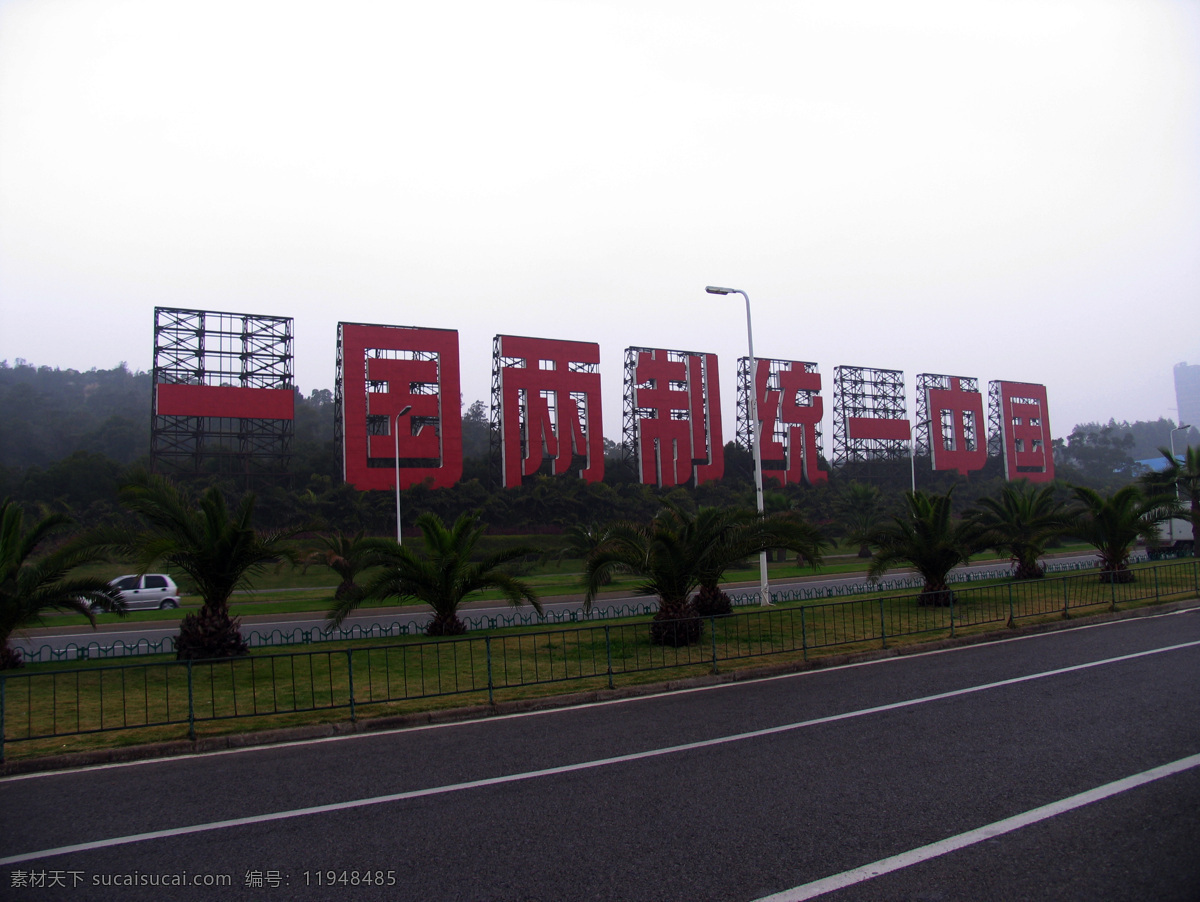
<box><xmin>800</xmin><ymin>606</ymin><xmax>807</xmax><ymax>662</ymax></box>
<box><xmin>604</xmin><ymin>626</ymin><xmax>614</xmax><ymax>690</ymax></box>
<box><xmin>949</xmin><ymin>594</ymin><xmax>955</xmax><ymax>638</ymax></box>
<box><xmin>879</xmin><ymin>598</ymin><xmax>887</xmax><ymax>649</ymax></box>
<box><xmin>347</xmin><ymin>649</ymin><xmax>356</xmax><ymax>723</ymax></box>
<box><xmin>1062</xmin><ymin>578</ymin><xmax>1070</xmax><ymax>620</ymax></box>
<box><xmin>1109</xmin><ymin>569</ymin><xmax>1118</xmax><ymax>613</ymax></box>
<box><xmin>1007</xmin><ymin>583</ymin><xmax>1015</xmax><ymax>628</ymax></box>
<box><xmin>485</xmin><ymin>636</ymin><xmax>495</xmax><ymax>706</ymax></box>
<box><xmin>186</xmin><ymin>660</ymin><xmax>195</xmax><ymax>742</ymax></box>
<box><xmin>710</xmin><ymin>617</ymin><xmax>719</xmax><ymax>675</ymax></box>
<box><xmin>1154</xmin><ymin>566</ymin><xmax>1160</xmax><ymax>603</ymax></box>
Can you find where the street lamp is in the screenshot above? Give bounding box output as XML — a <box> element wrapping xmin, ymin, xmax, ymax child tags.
<box><xmin>393</xmin><ymin>404</ymin><xmax>413</xmax><ymax>544</ymax></box>
<box><xmin>706</xmin><ymin>285</ymin><xmax>771</xmax><ymax>607</ymax></box>
<box><xmin>1168</xmin><ymin>423</ymin><xmax>1191</xmax><ymax>544</ymax></box>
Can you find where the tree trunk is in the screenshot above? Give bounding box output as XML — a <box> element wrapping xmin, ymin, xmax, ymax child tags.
<box><xmin>334</xmin><ymin>580</ymin><xmax>363</xmax><ymax>602</ymax></box>
<box><xmin>0</xmin><ymin>642</ymin><xmax>24</xmax><ymax>670</ymax></box>
<box><xmin>650</xmin><ymin>597</ymin><xmax>703</xmax><ymax>646</ymax></box>
<box><xmin>693</xmin><ymin>585</ymin><xmax>732</xmax><ymax>617</ymax></box>
<box><xmin>1012</xmin><ymin>558</ymin><xmax>1045</xmax><ymax>580</ymax></box>
<box><xmin>426</xmin><ymin>612</ymin><xmax>468</xmax><ymax>636</ymax></box>
<box><xmin>175</xmin><ymin>605</ymin><xmax>249</xmax><ymax>659</ymax></box>
<box><xmin>918</xmin><ymin>580</ymin><xmax>955</xmax><ymax>607</ymax></box>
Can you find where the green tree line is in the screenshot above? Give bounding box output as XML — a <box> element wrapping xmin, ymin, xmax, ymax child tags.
<box><xmin>2</xmin><ymin>358</ymin><xmax>1196</xmax><ymax>534</ymax></box>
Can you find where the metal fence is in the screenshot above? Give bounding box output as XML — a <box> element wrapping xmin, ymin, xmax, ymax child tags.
<box><xmin>4</xmin><ymin>558</ymin><xmax>1197</xmax><ymax>760</ymax></box>
<box><xmin>15</xmin><ymin>552</ymin><xmax>1158</xmax><ymax>664</ymax></box>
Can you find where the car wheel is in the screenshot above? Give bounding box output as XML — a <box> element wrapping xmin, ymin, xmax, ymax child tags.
<box><xmin>160</xmin><ymin>599</ymin><xmax>180</xmax><ymax>610</ymax></box>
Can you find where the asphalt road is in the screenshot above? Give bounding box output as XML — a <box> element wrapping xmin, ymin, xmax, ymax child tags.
<box><xmin>14</xmin><ymin>553</ymin><xmax>1104</xmax><ymax>658</ymax></box>
<box><xmin>3</xmin><ymin>605</ymin><xmax>1198</xmax><ymax>901</ymax></box>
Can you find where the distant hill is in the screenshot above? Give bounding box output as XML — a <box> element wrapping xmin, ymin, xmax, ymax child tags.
<box><xmin>0</xmin><ymin>360</ymin><xmax>152</xmax><ymax>468</ymax></box>
<box><xmin>0</xmin><ymin>359</ymin><xmax>338</xmax><ymax>471</ymax></box>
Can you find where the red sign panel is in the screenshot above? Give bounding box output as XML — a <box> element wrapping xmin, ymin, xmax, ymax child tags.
<box><xmin>155</xmin><ymin>384</ymin><xmax>295</xmax><ymax>420</ymax></box>
<box><xmin>630</xmin><ymin>348</ymin><xmax>723</xmax><ymax>486</ymax></box>
<box><xmin>339</xmin><ymin>323</ymin><xmax>462</xmax><ymax>490</ymax></box>
<box><xmin>848</xmin><ymin>415</ymin><xmax>912</xmax><ymax>443</ymax></box>
<box><xmin>993</xmin><ymin>381</ymin><xmax>1054</xmax><ymax>482</ymax></box>
<box><xmin>496</xmin><ymin>335</ymin><xmax>604</xmax><ymax>487</ymax></box>
<box><xmin>753</xmin><ymin>360</ymin><xmax>826</xmax><ymax>486</ymax></box>
<box><xmin>926</xmin><ymin>377</ymin><xmax>986</xmax><ymax>475</ymax></box>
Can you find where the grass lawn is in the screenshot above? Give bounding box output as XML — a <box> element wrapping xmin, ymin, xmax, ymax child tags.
<box><xmin>5</xmin><ymin>555</ymin><xmax>1196</xmax><ymax>764</ymax></box>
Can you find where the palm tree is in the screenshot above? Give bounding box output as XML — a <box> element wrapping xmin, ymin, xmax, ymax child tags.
<box><xmin>0</xmin><ymin>499</ymin><xmax>123</xmax><ymax>669</ymax></box>
<box><xmin>117</xmin><ymin>473</ymin><xmax>308</xmax><ymax>659</ymax></box>
<box><xmin>692</xmin><ymin>505</ymin><xmax>825</xmax><ymax>616</ymax></box>
<box><xmin>866</xmin><ymin>489</ymin><xmax>983</xmax><ymax>605</ymax></box>
<box><xmin>333</xmin><ymin>512</ymin><xmax>542</xmax><ymax>636</ymax></box>
<box><xmin>1068</xmin><ymin>484</ymin><xmax>1178</xmax><ymax>583</ymax></box>
<box><xmin>967</xmin><ymin>481</ymin><xmax>1071</xmax><ymax>579</ymax></box>
<box><xmin>1141</xmin><ymin>444</ymin><xmax>1200</xmax><ymax>553</ymax></box>
<box><xmin>311</xmin><ymin>529</ymin><xmax>394</xmax><ymax>601</ymax></box>
<box><xmin>556</xmin><ymin>522</ymin><xmax>615</xmax><ymax>585</ymax></box>
<box><xmin>584</xmin><ymin>501</ymin><xmax>826</xmax><ymax>644</ymax></box>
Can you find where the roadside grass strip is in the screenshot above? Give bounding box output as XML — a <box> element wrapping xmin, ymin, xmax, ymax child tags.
<box><xmin>6</xmin><ymin>563</ymin><xmax>1200</xmax><ymax>760</ymax></box>
<box><xmin>4</xmin><ymin>639</ymin><xmax>1198</xmax><ymax>866</ymax></box>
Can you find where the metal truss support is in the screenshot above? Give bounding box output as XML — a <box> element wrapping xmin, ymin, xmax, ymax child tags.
<box><xmin>621</xmin><ymin>347</ymin><xmax>641</xmax><ymax>475</ymax></box>
<box><xmin>831</xmin><ymin>364</ymin><xmax>908</xmax><ymax>468</ymax></box>
<box><xmin>151</xmin><ymin>307</ymin><xmax>294</xmax><ymax>483</ymax></box>
<box><xmin>987</xmin><ymin>381</ymin><xmax>1005</xmax><ymax>459</ymax></box>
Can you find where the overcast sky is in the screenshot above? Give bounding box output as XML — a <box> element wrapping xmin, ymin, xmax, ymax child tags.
<box><xmin>1</xmin><ymin>0</ymin><xmax>1197</xmax><ymax>449</ymax></box>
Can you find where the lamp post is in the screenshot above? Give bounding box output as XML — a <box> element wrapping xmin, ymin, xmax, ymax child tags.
<box><xmin>393</xmin><ymin>404</ymin><xmax>413</xmax><ymax>544</ymax></box>
<box><xmin>1169</xmin><ymin>423</ymin><xmax>1191</xmax><ymax>544</ymax></box>
<box><xmin>909</xmin><ymin>438</ymin><xmax>917</xmax><ymax>495</ymax></box>
<box><xmin>706</xmin><ymin>286</ymin><xmax>771</xmax><ymax>606</ymax></box>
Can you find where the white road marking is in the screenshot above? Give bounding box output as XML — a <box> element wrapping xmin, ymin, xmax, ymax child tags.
<box><xmin>752</xmin><ymin>753</ymin><xmax>1200</xmax><ymax>901</ymax></box>
<box><xmin>2</xmin><ymin>638</ymin><xmax>1197</xmax><ymax>865</ymax></box>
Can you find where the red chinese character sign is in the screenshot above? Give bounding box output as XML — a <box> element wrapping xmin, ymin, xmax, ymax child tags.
<box><xmin>916</xmin><ymin>374</ymin><xmax>986</xmax><ymax>475</ymax></box>
<box><xmin>493</xmin><ymin>335</ymin><xmax>604</xmax><ymax>487</ymax></box>
<box><xmin>336</xmin><ymin>323</ymin><xmax>462</xmax><ymax>491</ymax></box>
<box><xmin>739</xmin><ymin>358</ymin><xmax>826</xmax><ymax>486</ymax></box>
<box><xmin>623</xmin><ymin>347</ymin><xmax>724</xmax><ymax>487</ymax></box>
<box><xmin>988</xmin><ymin>381</ymin><xmax>1055</xmax><ymax>482</ymax></box>
<box><xmin>832</xmin><ymin>365</ymin><xmax>911</xmax><ymax>467</ymax></box>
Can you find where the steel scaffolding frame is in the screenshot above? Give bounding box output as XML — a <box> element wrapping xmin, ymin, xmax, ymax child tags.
<box><xmin>151</xmin><ymin>306</ymin><xmax>293</xmax><ymax>480</ymax></box>
<box><xmin>831</xmin><ymin>364</ymin><xmax>908</xmax><ymax>466</ymax></box>
<box><xmin>987</xmin><ymin>381</ymin><xmax>1005</xmax><ymax>459</ymax></box>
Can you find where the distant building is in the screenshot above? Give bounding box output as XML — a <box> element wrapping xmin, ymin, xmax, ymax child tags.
<box><xmin>1175</xmin><ymin>362</ymin><xmax>1200</xmax><ymax>432</ymax></box>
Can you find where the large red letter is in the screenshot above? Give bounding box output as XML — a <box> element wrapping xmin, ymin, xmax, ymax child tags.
<box><xmin>924</xmin><ymin>376</ymin><xmax>987</xmax><ymax>475</ymax></box>
<box><xmin>628</xmin><ymin>348</ymin><xmax>723</xmax><ymax>486</ymax></box>
<box><xmin>337</xmin><ymin>323</ymin><xmax>463</xmax><ymax>490</ymax></box>
<box><xmin>991</xmin><ymin>381</ymin><xmax>1054</xmax><ymax>482</ymax></box>
<box><xmin>494</xmin><ymin>335</ymin><xmax>603</xmax><ymax>487</ymax></box>
<box><xmin>748</xmin><ymin>359</ymin><xmax>826</xmax><ymax>486</ymax></box>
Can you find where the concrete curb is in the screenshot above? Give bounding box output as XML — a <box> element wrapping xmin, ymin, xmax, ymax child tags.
<box><xmin>4</xmin><ymin>597</ymin><xmax>1196</xmax><ymax>778</ymax></box>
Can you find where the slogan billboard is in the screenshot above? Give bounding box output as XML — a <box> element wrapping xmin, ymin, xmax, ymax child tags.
<box><xmin>153</xmin><ymin>309</ymin><xmax>1053</xmax><ymax>489</ymax></box>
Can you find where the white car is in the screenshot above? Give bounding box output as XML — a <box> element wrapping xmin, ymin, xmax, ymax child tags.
<box><xmin>101</xmin><ymin>574</ymin><xmax>182</xmax><ymax>610</ymax></box>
